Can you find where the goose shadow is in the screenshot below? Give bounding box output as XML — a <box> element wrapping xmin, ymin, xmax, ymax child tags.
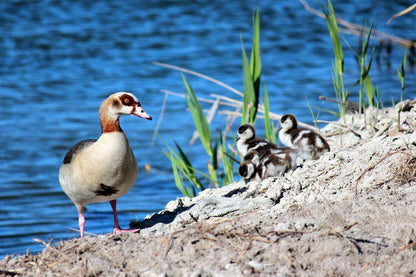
<box><xmin>129</xmin><ymin>185</ymin><xmax>247</xmax><ymax>230</ymax></box>
<box><xmin>129</xmin><ymin>202</ymin><xmax>195</xmax><ymax>230</ymax></box>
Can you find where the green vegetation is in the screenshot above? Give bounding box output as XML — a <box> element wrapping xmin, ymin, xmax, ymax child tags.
<box><xmin>398</xmin><ymin>49</ymin><xmax>407</xmax><ymax>103</ymax></box>
<box><xmin>322</xmin><ymin>0</ymin><xmax>346</xmax><ymax>117</ymax></box>
<box><xmin>241</xmin><ymin>9</ymin><xmax>261</xmax><ymax>125</ymax></box>
<box><xmin>160</xmin><ymin>1</ymin><xmax>409</xmax><ymax>197</ymax></box>
<box><xmin>163</xmin><ymin>10</ymin><xmax>267</xmax><ymax>197</ymax></box>
<box><xmin>321</xmin><ymin>0</ymin><xmax>408</xmax><ymax>117</ymax></box>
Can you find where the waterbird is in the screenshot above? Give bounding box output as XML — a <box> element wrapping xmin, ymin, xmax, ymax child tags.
<box><xmin>269</xmin><ymin>147</ymin><xmax>299</xmax><ymax>171</ymax></box>
<box><xmin>236</xmin><ymin>124</ymin><xmax>278</xmax><ymax>157</ymax></box>
<box><xmin>239</xmin><ymin>151</ymin><xmax>262</xmax><ymax>182</ymax></box>
<box><xmin>279</xmin><ymin>114</ymin><xmax>330</xmax><ymax>160</ymax></box>
<box><xmin>59</xmin><ymin>92</ymin><xmax>152</xmax><ymax>238</ymax></box>
<box><xmin>239</xmin><ymin>149</ymin><xmax>296</xmax><ymax>182</ymax></box>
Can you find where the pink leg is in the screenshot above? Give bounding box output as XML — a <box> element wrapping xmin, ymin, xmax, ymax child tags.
<box><xmin>110</xmin><ymin>200</ymin><xmax>139</xmax><ymax>235</ymax></box>
<box><xmin>78</xmin><ymin>213</ymin><xmax>86</xmax><ymax>239</ymax></box>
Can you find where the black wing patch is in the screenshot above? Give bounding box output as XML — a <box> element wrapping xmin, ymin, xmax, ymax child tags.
<box><xmin>247</xmin><ymin>138</ymin><xmax>278</xmax><ymax>157</ymax></box>
<box><xmin>63</xmin><ymin>139</ymin><xmax>97</xmax><ymax>164</ymax></box>
<box><xmin>95</xmin><ymin>183</ymin><xmax>119</xmax><ymax>196</ymax></box>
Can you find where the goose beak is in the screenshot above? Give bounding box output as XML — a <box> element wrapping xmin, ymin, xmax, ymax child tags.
<box><xmin>133</xmin><ymin>106</ymin><xmax>152</xmax><ymax>120</ymax></box>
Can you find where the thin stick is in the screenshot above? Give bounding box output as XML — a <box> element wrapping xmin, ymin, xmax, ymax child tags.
<box><xmin>300</xmin><ymin>0</ymin><xmax>416</xmax><ymax>48</ymax></box>
<box><xmin>152</xmin><ymin>92</ymin><xmax>169</xmax><ymax>146</ymax></box>
<box><xmin>224</xmin><ymin>152</ymin><xmax>241</xmax><ymax>165</ymax></box>
<box><xmin>161</xmin><ymin>90</ymin><xmax>242</xmax><ymax>109</ymax></box>
<box><xmin>222</xmin><ymin>106</ymin><xmax>241</xmax><ymax>141</ymax></box>
<box><xmin>160</xmin><ymin>89</ymin><xmax>213</xmax><ymax>104</ymax></box>
<box><xmin>387</xmin><ymin>3</ymin><xmax>416</xmax><ymax>24</ymax></box>
<box><xmin>153</xmin><ymin>62</ymin><xmax>244</xmax><ymax>97</ymax></box>
<box><xmin>210</xmin><ymin>94</ymin><xmax>243</xmax><ymax>106</ymax></box>
<box><xmin>156</xmin><ymin>65</ymin><xmax>315</xmax><ymax>130</ymax></box>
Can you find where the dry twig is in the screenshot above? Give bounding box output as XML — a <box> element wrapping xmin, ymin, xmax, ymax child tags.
<box><xmin>300</xmin><ymin>0</ymin><xmax>416</xmax><ymax>48</ymax></box>
<box><xmin>387</xmin><ymin>3</ymin><xmax>416</xmax><ymax>24</ymax></box>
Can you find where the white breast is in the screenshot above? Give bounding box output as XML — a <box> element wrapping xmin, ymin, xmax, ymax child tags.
<box><xmin>59</xmin><ymin>132</ymin><xmax>138</xmax><ymax>205</ymax></box>
<box><xmin>237</xmin><ymin>139</ymin><xmax>249</xmax><ymax>156</ymax></box>
<box><xmin>278</xmin><ymin>130</ymin><xmax>294</xmax><ymax>148</ymax></box>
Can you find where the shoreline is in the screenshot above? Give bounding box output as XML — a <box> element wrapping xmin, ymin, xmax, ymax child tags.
<box><xmin>1</xmin><ymin>101</ymin><xmax>416</xmax><ymax>276</ymax></box>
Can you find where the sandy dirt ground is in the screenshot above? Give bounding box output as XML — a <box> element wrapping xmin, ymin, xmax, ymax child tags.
<box><xmin>1</xmin><ymin>100</ymin><xmax>416</xmax><ymax>276</ymax></box>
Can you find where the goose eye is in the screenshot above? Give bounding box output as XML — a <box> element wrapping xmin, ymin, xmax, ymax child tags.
<box><xmin>119</xmin><ymin>94</ymin><xmax>134</xmax><ymax>106</ymax></box>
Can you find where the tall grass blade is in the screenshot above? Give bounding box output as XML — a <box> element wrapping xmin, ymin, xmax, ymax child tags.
<box><xmin>241</xmin><ymin>39</ymin><xmax>256</xmax><ymax>124</ymax></box>
<box><xmin>359</xmin><ymin>22</ymin><xmax>375</xmax><ymax>108</ymax></box>
<box><xmin>331</xmin><ymin>62</ymin><xmax>345</xmax><ymax>116</ymax></box>
<box><xmin>263</xmin><ymin>82</ymin><xmax>276</xmax><ymax>143</ymax></box>
<box><xmin>174</xmin><ymin>142</ymin><xmax>204</xmax><ymax>191</ymax></box>
<box><xmin>397</xmin><ymin>49</ymin><xmax>406</xmax><ymax>102</ymax></box>
<box><xmin>182</xmin><ymin>74</ymin><xmax>212</xmax><ymax>156</ymax></box>
<box><xmin>164</xmin><ymin>149</ymin><xmax>197</xmax><ymax>198</ymax></box>
<box><xmin>219</xmin><ymin>132</ymin><xmax>234</xmax><ymax>184</ymax></box>
<box><xmin>322</xmin><ymin>0</ymin><xmax>346</xmax><ymax>117</ymax></box>
<box><xmin>241</xmin><ymin>9</ymin><xmax>261</xmax><ymax>124</ymax></box>
<box><xmin>324</xmin><ymin>0</ymin><xmax>344</xmax><ymax>75</ymax></box>
<box><xmin>209</xmin><ymin>138</ymin><xmax>220</xmax><ymax>187</ymax></box>
<box><xmin>306</xmin><ymin>97</ymin><xmax>320</xmax><ymax>129</ymax></box>
<box><xmin>250</xmin><ymin>9</ymin><xmax>261</xmax><ymax>122</ymax></box>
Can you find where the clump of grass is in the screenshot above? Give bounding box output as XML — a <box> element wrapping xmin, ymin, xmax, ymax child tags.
<box><xmin>356</xmin><ymin>22</ymin><xmax>376</xmax><ymax>112</ymax></box>
<box><xmin>321</xmin><ymin>0</ymin><xmax>384</xmax><ymax>118</ymax></box>
<box><xmin>163</xmin><ymin>10</ymin><xmax>266</xmax><ymax>197</ymax></box>
<box><xmin>322</xmin><ymin>0</ymin><xmax>346</xmax><ymax>118</ymax></box>
<box><xmin>160</xmin><ymin>2</ymin><xmax>411</xmax><ymax>197</ymax></box>
<box><xmin>396</xmin><ymin>153</ymin><xmax>416</xmax><ymax>186</ymax></box>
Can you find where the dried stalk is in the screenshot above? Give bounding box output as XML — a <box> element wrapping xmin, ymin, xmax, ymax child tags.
<box><xmin>300</xmin><ymin>0</ymin><xmax>416</xmax><ymax>48</ymax></box>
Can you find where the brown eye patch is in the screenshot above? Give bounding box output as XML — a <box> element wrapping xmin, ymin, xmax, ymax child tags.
<box><xmin>119</xmin><ymin>94</ymin><xmax>135</xmax><ymax>106</ymax></box>
<box><xmin>112</xmin><ymin>99</ymin><xmax>121</xmax><ymax>108</ymax></box>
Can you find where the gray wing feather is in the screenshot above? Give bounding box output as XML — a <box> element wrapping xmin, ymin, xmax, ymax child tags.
<box><xmin>63</xmin><ymin>139</ymin><xmax>96</xmax><ymax>164</ymax></box>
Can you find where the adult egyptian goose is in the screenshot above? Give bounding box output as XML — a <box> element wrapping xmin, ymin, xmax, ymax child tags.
<box><xmin>59</xmin><ymin>92</ymin><xmax>152</xmax><ymax>238</ymax></box>
<box><xmin>236</xmin><ymin>124</ymin><xmax>278</xmax><ymax>157</ymax></box>
<box><xmin>279</xmin><ymin>114</ymin><xmax>330</xmax><ymax>160</ymax></box>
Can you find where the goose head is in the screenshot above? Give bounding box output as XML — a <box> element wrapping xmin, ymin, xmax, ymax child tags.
<box><xmin>236</xmin><ymin>124</ymin><xmax>255</xmax><ymax>142</ymax></box>
<box><xmin>280</xmin><ymin>114</ymin><xmax>297</xmax><ymax>131</ymax></box>
<box><xmin>99</xmin><ymin>92</ymin><xmax>152</xmax><ymax>133</ymax></box>
<box><xmin>238</xmin><ymin>161</ymin><xmax>256</xmax><ymax>181</ymax></box>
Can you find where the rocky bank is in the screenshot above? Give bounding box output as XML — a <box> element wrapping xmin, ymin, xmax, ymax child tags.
<box><xmin>1</xmin><ymin>100</ymin><xmax>416</xmax><ymax>276</ymax></box>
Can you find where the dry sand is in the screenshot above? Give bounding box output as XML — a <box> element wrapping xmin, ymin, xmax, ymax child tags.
<box><xmin>1</xmin><ymin>101</ymin><xmax>416</xmax><ymax>276</ymax></box>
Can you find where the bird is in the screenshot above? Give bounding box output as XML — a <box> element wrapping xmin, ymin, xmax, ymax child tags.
<box><xmin>269</xmin><ymin>147</ymin><xmax>299</xmax><ymax>171</ymax></box>
<box><xmin>59</xmin><ymin>92</ymin><xmax>152</xmax><ymax>238</ymax></box>
<box><xmin>259</xmin><ymin>151</ymin><xmax>291</xmax><ymax>179</ymax></box>
<box><xmin>239</xmin><ymin>151</ymin><xmax>262</xmax><ymax>182</ymax></box>
<box><xmin>239</xmin><ymin>149</ymin><xmax>294</xmax><ymax>182</ymax></box>
<box><xmin>236</xmin><ymin>124</ymin><xmax>278</xmax><ymax>157</ymax></box>
<box><xmin>279</xmin><ymin>114</ymin><xmax>330</xmax><ymax>160</ymax></box>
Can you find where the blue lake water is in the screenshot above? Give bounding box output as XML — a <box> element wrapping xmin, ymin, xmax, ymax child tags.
<box><xmin>0</xmin><ymin>0</ymin><xmax>415</xmax><ymax>257</ymax></box>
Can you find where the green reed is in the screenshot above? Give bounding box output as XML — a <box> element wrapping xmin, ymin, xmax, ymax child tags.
<box><xmin>322</xmin><ymin>0</ymin><xmax>391</xmax><ymax>117</ymax></box>
<box><xmin>323</xmin><ymin>0</ymin><xmax>346</xmax><ymax>117</ymax></box>
<box><xmin>163</xmin><ymin>10</ymin><xmax>267</xmax><ymax>196</ymax></box>
<box><xmin>242</xmin><ymin>9</ymin><xmax>261</xmax><ymax>125</ymax></box>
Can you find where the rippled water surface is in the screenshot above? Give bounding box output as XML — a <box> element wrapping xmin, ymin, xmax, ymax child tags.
<box><xmin>1</xmin><ymin>0</ymin><xmax>415</xmax><ymax>257</ymax></box>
